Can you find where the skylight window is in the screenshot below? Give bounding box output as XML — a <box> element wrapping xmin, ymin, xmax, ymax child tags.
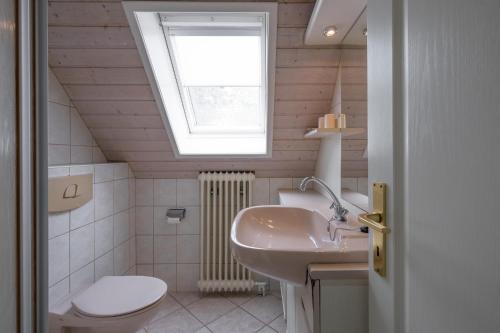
<box><xmin>124</xmin><ymin>2</ymin><xmax>277</xmax><ymax>156</ymax></box>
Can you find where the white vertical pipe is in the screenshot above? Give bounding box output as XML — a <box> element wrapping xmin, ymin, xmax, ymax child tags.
<box><xmin>242</xmin><ymin>179</ymin><xmax>247</xmax><ymax>281</ymax></box>
<box><xmin>206</xmin><ymin>177</ymin><xmax>211</xmax><ymax>287</ymax></box>
<box><xmin>211</xmin><ymin>176</ymin><xmax>216</xmax><ymax>288</ymax></box>
<box><xmin>236</xmin><ymin>179</ymin><xmax>241</xmax><ymax>283</ymax></box>
<box><xmin>230</xmin><ymin>174</ymin><xmax>234</xmax><ymax>283</ymax></box>
<box><xmin>224</xmin><ymin>178</ymin><xmax>229</xmax><ymax>282</ymax></box>
<box><xmin>199</xmin><ymin>176</ymin><xmax>204</xmax><ymax>284</ymax></box>
<box><xmin>217</xmin><ymin>177</ymin><xmax>222</xmax><ymax>285</ymax></box>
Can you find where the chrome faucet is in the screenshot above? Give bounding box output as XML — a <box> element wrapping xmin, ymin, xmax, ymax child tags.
<box><xmin>298</xmin><ymin>176</ymin><xmax>348</xmax><ymax>222</ymax></box>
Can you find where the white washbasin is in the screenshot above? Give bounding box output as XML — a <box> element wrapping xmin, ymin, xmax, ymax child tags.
<box><xmin>230</xmin><ymin>206</ymin><xmax>368</xmax><ymax>285</ymax></box>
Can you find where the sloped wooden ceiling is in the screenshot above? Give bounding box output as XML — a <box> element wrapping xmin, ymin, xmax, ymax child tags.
<box><xmin>48</xmin><ymin>0</ymin><xmax>366</xmax><ymax>178</ymax></box>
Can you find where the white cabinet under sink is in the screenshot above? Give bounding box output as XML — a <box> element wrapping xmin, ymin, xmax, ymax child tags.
<box><xmin>284</xmin><ymin>265</ymin><xmax>368</xmax><ymax>333</ymax></box>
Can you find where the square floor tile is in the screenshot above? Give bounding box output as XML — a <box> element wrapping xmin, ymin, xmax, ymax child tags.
<box><xmin>170</xmin><ymin>292</ymin><xmax>202</xmax><ymax>307</ymax></box>
<box><xmin>148</xmin><ymin>308</ymin><xmax>203</xmax><ymax>333</ymax></box>
<box><xmin>225</xmin><ymin>292</ymin><xmax>255</xmax><ymax>306</ymax></box>
<box><xmin>207</xmin><ymin>308</ymin><xmax>265</xmax><ymax>333</ymax></box>
<box><xmin>186</xmin><ymin>296</ymin><xmax>236</xmax><ymax>324</ymax></box>
<box><xmin>148</xmin><ymin>295</ymin><xmax>182</xmax><ymax>324</ymax></box>
<box><xmin>241</xmin><ymin>295</ymin><xmax>283</xmax><ymax>324</ymax></box>
<box><xmin>269</xmin><ymin>314</ymin><xmax>286</xmax><ymax>333</ymax></box>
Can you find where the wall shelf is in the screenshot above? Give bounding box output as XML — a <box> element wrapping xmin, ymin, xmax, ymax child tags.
<box><xmin>304</xmin><ymin>128</ymin><xmax>365</xmax><ymax>139</ymax></box>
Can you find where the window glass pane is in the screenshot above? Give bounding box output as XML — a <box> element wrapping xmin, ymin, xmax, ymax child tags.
<box><xmin>171</xmin><ymin>35</ymin><xmax>261</xmax><ymax>86</ymax></box>
<box><xmin>187</xmin><ymin>86</ymin><xmax>261</xmax><ymax>129</ymax></box>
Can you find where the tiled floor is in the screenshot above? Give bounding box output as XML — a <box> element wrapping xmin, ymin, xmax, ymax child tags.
<box><xmin>136</xmin><ymin>291</ymin><xmax>286</xmax><ymax>333</ymax></box>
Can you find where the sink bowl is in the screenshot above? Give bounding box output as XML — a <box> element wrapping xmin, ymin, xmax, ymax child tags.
<box><xmin>230</xmin><ymin>206</ymin><xmax>368</xmax><ymax>285</ymax></box>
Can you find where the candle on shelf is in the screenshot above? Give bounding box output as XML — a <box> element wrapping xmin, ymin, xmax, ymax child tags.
<box><xmin>324</xmin><ymin>114</ymin><xmax>337</xmax><ymax>128</ymax></box>
<box><xmin>318</xmin><ymin>117</ymin><xmax>325</xmax><ymax>128</ymax></box>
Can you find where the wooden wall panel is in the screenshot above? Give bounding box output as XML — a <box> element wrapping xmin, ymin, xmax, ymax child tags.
<box><xmin>48</xmin><ymin>0</ymin><xmax>363</xmax><ymax>178</ymax></box>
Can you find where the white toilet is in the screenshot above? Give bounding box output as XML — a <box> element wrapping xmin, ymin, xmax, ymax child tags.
<box><xmin>49</xmin><ymin>276</ymin><xmax>167</xmax><ymax>333</ymax></box>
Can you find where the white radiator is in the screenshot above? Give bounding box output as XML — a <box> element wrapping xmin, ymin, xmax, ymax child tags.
<box><xmin>198</xmin><ymin>171</ymin><xmax>255</xmax><ymax>292</ymax></box>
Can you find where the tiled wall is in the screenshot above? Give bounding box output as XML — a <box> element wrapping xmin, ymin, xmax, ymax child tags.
<box><xmin>48</xmin><ymin>68</ymin><xmax>107</xmax><ymax>166</ymax></box>
<box><xmin>341</xmin><ymin>177</ymin><xmax>369</xmax><ymax>196</ymax></box>
<box><xmin>134</xmin><ymin>177</ymin><xmax>302</xmax><ymax>292</ymax></box>
<box><xmin>48</xmin><ymin>163</ymin><xmax>136</xmax><ymax>307</ymax></box>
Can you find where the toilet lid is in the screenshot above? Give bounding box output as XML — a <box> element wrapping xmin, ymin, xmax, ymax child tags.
<box><xmin>72</xmin><ymin>276</ymin><xmax>167</xmax><ymax>317</ymax></box>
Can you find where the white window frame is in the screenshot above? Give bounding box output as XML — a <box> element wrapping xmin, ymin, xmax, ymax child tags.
<box><xmin>123</xmin><ymin>1</ymin><xmax>277</xmax><ymax>158</ymax></box>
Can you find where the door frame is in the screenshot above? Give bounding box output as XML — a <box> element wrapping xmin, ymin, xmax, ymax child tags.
<box><xmin>367</xmin><ymin>0</ymin><xmax>406</xmax><ymax>332</ymax></box>
<box><xmin>18</xmin><ymin>0</ymin><xmax>49</xmax><ymax>332</ymax></box>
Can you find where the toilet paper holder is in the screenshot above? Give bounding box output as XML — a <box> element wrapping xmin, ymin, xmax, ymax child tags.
<box><xmin>166</xmin><ymin>208</ymin><xmax>186</xmax><ymax>221</ymax></box>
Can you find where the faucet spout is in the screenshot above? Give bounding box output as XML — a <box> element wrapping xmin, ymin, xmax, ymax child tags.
<box><xmin>298</xmin><ymin>176</ymin><xmax>348</xmax><ymax>222</ymax></box>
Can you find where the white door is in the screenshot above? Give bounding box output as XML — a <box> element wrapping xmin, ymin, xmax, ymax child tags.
<box><xmin>368</xmin><ymin>0</ymin><xmax>500</xmax><ymax>332</ymax></box>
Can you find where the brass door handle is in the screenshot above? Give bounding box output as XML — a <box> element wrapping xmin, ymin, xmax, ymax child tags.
<box><xmin>357</xmin><ymin>182</ymin><xmax>390</xmax><ymax>277</ymax></box>
<box><xmin>358</xmin><ymin>213</ymin><xmax>391</xmax><ymax>234</ymax></box>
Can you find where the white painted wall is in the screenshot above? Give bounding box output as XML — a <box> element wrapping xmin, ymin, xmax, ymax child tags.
<box><xmin>403</xmin><ymin>0</ymin><xmax>500</xmax><ymax>331</ymax></box>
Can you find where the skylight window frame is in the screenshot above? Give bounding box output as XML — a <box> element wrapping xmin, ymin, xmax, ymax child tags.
<box><xmin>160</xmin><ymin>16</ymin><xmax>268</xmax><ymax>135</ymax></box>
<box><xmin>123</xmin><ymin>1</ymin><xmax>277</xmax><ymax>158</ymax></box>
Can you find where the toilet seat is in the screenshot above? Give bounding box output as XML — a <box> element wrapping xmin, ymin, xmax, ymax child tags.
<box><xmin>71</xmin><ymin>276</ymin><xmax>167</xmax><ymax>318</ymax></box>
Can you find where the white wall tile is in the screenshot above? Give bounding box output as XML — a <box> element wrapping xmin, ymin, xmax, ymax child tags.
<box><xmin>49</xmin><ymin>233</ymin><xmax>69</xmax><ymax>286</ymax></box>
<box><xmin>177</xmin><ymin>206</ymin><xmax>200</xmax><ymax>235</ymax></box>
<box><xmin>154</xmin><ymin>179</ymin><xmax>177</xmax><ymax>206</ymax></box>
<box><xmin>137</xmin><ymin>264</ymin><xmax>154</xmax><ymax>277</ymax></box>
<box><xmin>95</xmin><ymin>251</ymin><xmax>114</xmax><ymax>281</ymax></box>
<box><xmin>136</xmin><ymin>206</ymin><xmax>154</xmax><ymax>235</ymax></box>
<box><xmin>113</xmin><ymin>210</ymin><xmax>129</xmax><ymax>246</ymax></box>
<box><xmin>92</xmin><ymin>147</ymin><xmax>107</xmax><ymax>164</ymax></box>
<box><xmin>129</xmin><ymin>207</ymin><xmax>136</xmax><ymax>236</ymax></box>
<box><xmin>126</xmin><ymin>266</ymin><xmax>136</xmax><ymax>276</ymax></box>
<box><xmin>177</xmin><ymin>264</ymin><xmax>199</xmax><ymax>292</ymax></box>
<box><xmin>154</xmin><ymin>264</ymin><xmax>177</xmax><ymax>291</ymax></box>
<box><xmin>154</xmin><ymin>235</ymin><xmax>177</xmax><ymax>263</ymax></box>
<box><xmin>70</xmin><ymin>199</ymin><xmax>94</xmax><ymax>230</ymax></box>
<box><xmin>94</xmin><ymin>216</ymin><xmax>113</xmax><ymax>258</ymax></box>
<box><xmin>177</xmin><ymin>235</ymin><xmax>199</xmax><ymax>264</ymax></box>
<box><xmin>49</xmin><ymin>212</ymin><xmax>70</xmax><ymax>239</ymax></box>
<box><xmin>130</xmin><ymin>236</ymin><xmax>136</xmax><ymax>267</ymax></box>
<box><xmin>70</xmin><ymin>108</ymin><xmax>93</xmax><ymax>146</ymax></box>
<box><xmin>154</xmin><ymin>206</ymin><xmax>177</xmax><ymax>235</ymax></box>
<box><xmin>48</xmin><ymin>102</ymin><xmax>70</xmax><ymax>145</ymax></box>
<box><xmin>94</xmin><ymin>182</ymin><xmax>114</xmax><ymax>220</ymax></box>
<box><xmin>114</xmin><ymin>163</ymin><xmax>129</xmax><ymax>180</ymax></box>
<box><xmin>49</xmin><ymin>277</ymin><xmax>69</xmax><ymax>308</ymax></box>
<box><xmin>94</xmin><ymin>164</ymin><xmax>114</xmax><ymax>183</ymax></box>
<box><xmin>69</xmin><ymin>164</ymin><xmax>93</xmax><ymax>176</ymax></box>
<box><xmin>48</xmin><ymin>166</ymin><xmax>69</xmax><ymax>178</ymax></box>
<box><xmin>48</xmin><ymin>145</ymin><xmax>70</xmax><ymax>166</ymax></box>
<box><xmin>357</xmin><ymin>177</ymin><xmax>368</xmax><ymax>195</ymax></box>
<box><xmin>177</xmin><ymin>179</ymin><xmax>199</xmax><ymax>206</ymax></box>
<box><xmin>252</xmin><ymin>178</ymin><xmax>270</xmax><ymax>206</ymax></box>
<box><xmin>292</xmin><ymin>177</ymin><xmax>304</xmax><ymax>190</ymax></box>
<box><xmin>70</xmin><ymin>146</ymin><xmax>93</xmax><ymax>164</ymax></box>
<box><xmin>129</xmin><ymin>178</ymin><xmax>136</xmax><ymax>208</ymax></box>
<box><xmin>49</xmin><ymin>69</ymin><xmax>70</xmax><ymax>105</ymax></box>
<box><xmin>70</xmin><ymin>223</ymin><xmax>94</xmax><ymax>273</ymax></box>
<box><xmin>70</xmin><ymin>263</ymin><xmax>94</xmax><ymax>293</ymax></box>
<box><xmin>269</xmin><ymin>178</ymin><xmax>293</xmax><ymax>205</ymax></box>
<box><xmin>136</xmin><ymin>179</ymin><xmax>154</xmax><ymax>206</ymax></box>
<box><xmin>114</xmin><ymin>178</ymin><xmax>129</xmax><ymax>213</ymax></box>
<box><xmin>136</xmin><ymin>236</ymin><xmax>154</xmax><ymax>264</ymax></box>
<box><xmin>114</xmin><ymin>240</ymin><xmax>130</xmax><ymax>275</ymax></box>
<box><xmin>341</xmin><ymin>177</ymin><xmax>358</xmax><ymax>192</ymax></box>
